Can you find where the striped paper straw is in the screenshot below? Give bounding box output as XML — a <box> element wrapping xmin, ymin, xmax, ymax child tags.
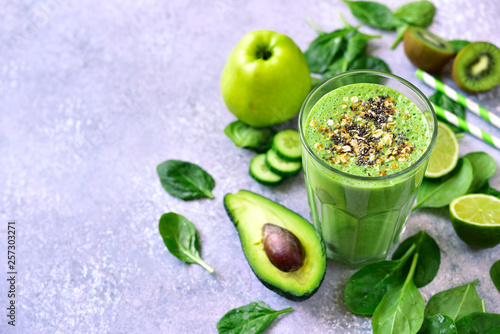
<box><xmin>432</xmin><ymin>103</ymin><xmax>500</xmax><ymax>150</ymax></box>
<box><xmin>416</xmin><ymin>69</ymin><xmax>500</xmax><ymax>130</ymax></box>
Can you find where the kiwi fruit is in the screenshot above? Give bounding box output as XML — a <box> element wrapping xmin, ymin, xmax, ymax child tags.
<box><xmin>403</xmin><ymin>26</ymin><xmax>455</xmax><ymax>72</ymax></box>
<box><xmin>452</xmin><ymin>42</ymin><xmax>500</xmax><ymax>93</ymax></box>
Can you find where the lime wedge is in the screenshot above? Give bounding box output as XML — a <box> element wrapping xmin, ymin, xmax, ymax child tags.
<box><xmin>425</xmin><ymin>121</ymin><xmax>459</xmax><ymax>178</ymax></box>
<box><xmin>450</xmin><ymin>194</ymin><xmax>500</xmax><ymax>248</ymax></box>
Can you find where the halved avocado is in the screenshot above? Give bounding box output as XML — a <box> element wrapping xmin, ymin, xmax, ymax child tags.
<box><xmin>224</xmin><ymin>190</ymin><xmax>326</xmax><ymax>301</ymax></box>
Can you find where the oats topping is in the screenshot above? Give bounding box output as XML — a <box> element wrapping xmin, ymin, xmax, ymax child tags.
<box><xmin>311</xmin><ymin>94</ymin><xmax>417</xmax><ymax>173</ymax></box>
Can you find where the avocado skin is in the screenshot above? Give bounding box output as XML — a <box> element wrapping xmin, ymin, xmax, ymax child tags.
<box><xmin>257</xmin><ymin>272</ymin><xmax>323</xmax><ymax>302</ymax></box>
<box><xmin>223</xmin><ymin>190</ymin><xmax>326</xmax><ymax>302</ymax></box>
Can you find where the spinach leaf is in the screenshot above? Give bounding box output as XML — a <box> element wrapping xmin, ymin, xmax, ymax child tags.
<box><xmin>216</xmin><ymin>301</ymin><xmax>292</xmax><ymax>334</ymax></box>
<box><xmin>347</xmin><ymin>56</ymin><xmax>391</xmax><ymax>73</ymax></box>
<box><xmin>417</xmin><ymin>314</ymin><xmax>457</xmax><ymax>334</ymax></box>
<box><xmin>392</xmin><ymin>231</ymin><xmax>440</xmax><ymax>288</ymax></box>
<box><xmin>390</xmin><ymin>0</ymin><xmax>435</xmax><ymax>49</ymax></box>
<box><xmin>159</xmin><ymin>212</ymin><xmax>215</xmax><ymax>273</ymax></box>
<box><xmin>393</xmin><ymin>1</ymin><xmax>436</xmax><ymax>27</ymax></box>
<box><xmin>372</xmin><ymin>254</ymin><xmax>425</xmax><ymax>334</ymax></box>
<box><xmin>491</xmin><ymin>260</ymin><xmax>500</xmax><ymax>293</ymax></box>
<box><xmin>323</xmin><ymin>33</ymin><xmax>380</xmax><ymax>77</ymax></box>
<box><xmin>323</xmin><ymin>56</ymin><xmax>347</xmax><ymax>78</ymax></box>
<box><xmin>390</xmin><ymin>21</ymin><xmax>408</xmax><ymax>50</ymax></box>
<box><xmin>449</xmin><ymin>40</ymin><xmax>470</xmax><ymax>54</ymax></box>
<box><xmin>224</xmin><ymin>121</ymin><xmax>274</xmax><ymax>152</ymax></box>
<box><xmin>345</xmin><ymin>244</ymin><xmax>416</xmax><ymax>315</ymax></box>
<box><xmin>413</xmin><ymin>158</ymin><xmax>473</xmax><ymax>210</ymax></box>
<box><xmin>305</xmin><ymin>27</ymin><xmax>355</xmax><ymax>74</ymax></box>
<box><xmin>476</xmin><ymin>182</ymin><xmax>500</xmax><ymax>199</ymax></box>
<box><xmin>343</xmin><ymin>0</ymin><xmax>395</xmax><ymax>30</ymax></box>
<box><xmin>463</xmin><ymin>152</ymin><xmax>497</xmax><ymax>193</ymax></box>
<box><xmin>455</xmin><ymin>312</ymin><xmax>500</xmax><ymax>333</ymax></box>
<box><xmin>425</xmin><ymin>280</ymin><xmax>486</xmax><ymax>321</ymax></box>
<box><xmin>429</xmin><ymin>92</ymin><xmax>466</xmax><ymax>133</ymax></box>
<box><xmin>342</xmin><ymin>31</ymin><xmax>381</xmax><ymax>70</ymax></box>
<box><xmin>157</xmin><ymin>160</ymin><xmax>215</xmax><ymax>200</ymax></box>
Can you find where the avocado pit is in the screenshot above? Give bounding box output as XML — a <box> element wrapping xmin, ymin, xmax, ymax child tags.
<box><xmin>262</xmin><ymin>223</ymin><xmax>304</xmax><ymax>272</ymax></box>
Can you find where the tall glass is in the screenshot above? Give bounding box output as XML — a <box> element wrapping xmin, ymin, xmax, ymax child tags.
<box><xmin>299</xmin><ymin>71</ymin><xmax>437</xmax><ymax>268</ymax></box>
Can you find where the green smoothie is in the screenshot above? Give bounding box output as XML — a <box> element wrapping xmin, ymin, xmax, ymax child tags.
<box><xmin>301</xmin><ymin>82</ymin><xmax>433</xmax><ymax>267</ymax></box>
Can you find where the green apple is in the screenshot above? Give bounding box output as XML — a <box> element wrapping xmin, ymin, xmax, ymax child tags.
<box><xmin>221</xmin><ymin>30</ymin><xmax>311</xmax><ymax>128</ymax></box>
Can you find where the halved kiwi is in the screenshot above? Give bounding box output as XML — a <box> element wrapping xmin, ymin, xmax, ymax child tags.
<box><xmin>452</xmin><ymin>42</ymin><xmax>500</xmax><ymax>93</ymax></box>
<box><xmin>403</xmin><ymin>26</ymin><xmax>455</xmax><ymax>72</ymax></box>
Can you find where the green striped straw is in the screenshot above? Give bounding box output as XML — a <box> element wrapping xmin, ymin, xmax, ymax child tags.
<box><xmin>416</xmin><ymin>69</ymin><xmax>500</xmax><ymax>130</ymax></box>
<box><xmin>432</xmin><ymin>103</ymin><xmax>500</xmax><ymax>149</ymax></box>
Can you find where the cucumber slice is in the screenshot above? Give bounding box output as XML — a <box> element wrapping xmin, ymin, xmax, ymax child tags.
<box><xmin>265</xmin><ymin>149</ymin><xmax>302</xmax><ymax>177</ymax></box>
<box><xmin>250</xmin><ymin>154</ymin><xmax>282</xmax><ymax>186</ymax></box>
<box><xmin>272</xmin><ymin>129</ymin><xmax>302</xmax><ymax>162</ymax></box>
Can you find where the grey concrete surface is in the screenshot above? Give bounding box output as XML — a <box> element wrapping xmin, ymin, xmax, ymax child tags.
<box><xmin>1</xmin><ymin>0</ymin><xmax>499</xmax><ymax>333</ymax></box>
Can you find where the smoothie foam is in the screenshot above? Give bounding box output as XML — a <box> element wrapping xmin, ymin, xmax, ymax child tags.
<box><xmin>304</xmin><ymin>83</ymin><xmax>430</xmax><ymax>177</ymax></box>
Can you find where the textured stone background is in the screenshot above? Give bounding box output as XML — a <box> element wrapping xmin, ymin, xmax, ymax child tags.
<box><xmin>1</xmin><ymin>0</ymin><xmax>499</xmax><ymax>333</ymax></box>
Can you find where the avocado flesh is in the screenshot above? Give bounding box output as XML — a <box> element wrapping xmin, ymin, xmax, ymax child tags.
<box><xmin>224</xmin><ymin>190</ymin><xmax>326</xmax><ymax>301</ymax></box>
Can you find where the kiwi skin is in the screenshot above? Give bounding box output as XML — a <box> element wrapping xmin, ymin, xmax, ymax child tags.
<box><xmin>452</xmin><ymin>42</ymin><xmax>500</xmax><ymax>93</ymax></box>
<box><xmin>403</xmin><ymin>27</ymin><xmax>455</xmax><ymax>73</ymax></box>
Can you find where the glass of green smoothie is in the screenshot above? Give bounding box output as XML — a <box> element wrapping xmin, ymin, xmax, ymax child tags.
<box><xmin>299</xmin><ymin>70</ymin><xmax>437</xmax><ymax>268</ymax></box>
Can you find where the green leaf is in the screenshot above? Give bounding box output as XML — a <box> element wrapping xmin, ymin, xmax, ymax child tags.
<box><xmin>429</xmin><ymin>92</ymin><xmax>466</xmax><ymax>133</ymax></box>
<box><xmin>449</xmin><ymin>40</ymin><xmax>470</xmax><ymax>54</ymax></box>
<box><xmin>463</xmin><ymin>152</ymin><xmax>497</xmax><ymax>193</ymax></box>
<box><xmin>347</xmin><ymin>56</ymin><xmax>391</xmax><ymax>73</ymax></box>
<box><xmin>157</xmin><ymin>160</ymin><xmax>215</xmax><ymax>200</ymax></box>
<box><xmin>455</xmin><ymin>312</ymin><xmax>500</xmax><ymax>333</ymax></box>
<box><xmin>390</xmin><ymin>21</ymin><xmax>408</xmax><ymax>50</ymax></box>
<box><xmin>491</xmin><ymin>260</ymin><xmax>500</xmax><ymax>293</ymax></box>
<box><xmin>417</xmin><ymin>314</ymin><xmax>457</xmax><ymax>334</ymax></box>
<box><xmin>475</xmin><ymin>181</ymin><xmax>500</xmax><ymax>199</ymax></box>
<box><xmin>159</xmin><ymin>213</ymin><xmax>215</xmax><ymax>273</ymax></box>
<box><xmin>393</xmin><ymin>1</ymin><xmax>436</xmax><ymax>27</ymax></box>
<box><xmin>305</xmin><ymin>27</ymin><xmax>355</xmax><ymax>74</ymax></box>
<box><xmin>345</xmin><ymin>244</ymin><xmax>416</xmax><ymax>315</ymax></box>
<box><xmin>343</xmin><ymin>0</ymin><xmax>396</xmax><ymax>30</ymax></box>
<box><xmin>372</xmin><ymin>254</ymin><xmax>425</xmax><ymax>334</ymax></box>
<box><xmin>323</xmin><ymin>56</ymin><xmax>347</xmax><ymax>78</ymax></box>
<box><xmin>342</xmin><ymin>31</ymin><xmax>381</xmax><ymax>70</ymax></box>
<box><xmin>425</xmin><ymin>280</ymin><xmax>486</xmax><ymax>321</ymax></box>
<box><xmin>224</xmin><ymin>121</ymin><xmax>274</xmax><ymax>152</ymax></box>
<box><xmin>216</xmin><ymin>301</ymin><xmax>292</xmax><ymax>334</ymax></box>
<box><xmin>392</xmin><ymin>231</ymin><xmax>440</xmax><ymax>288</ymax></box>
<box><xmin>413</xmin><ymin>158</ymin><xmax>473</xmax><ymax>210</ymax></box>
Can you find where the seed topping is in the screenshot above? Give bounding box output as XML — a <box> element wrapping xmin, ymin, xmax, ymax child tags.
<box><xmin>311</xmin><ymin>94</ymin><xmax>418</xmax><ymax>174</ymax></box>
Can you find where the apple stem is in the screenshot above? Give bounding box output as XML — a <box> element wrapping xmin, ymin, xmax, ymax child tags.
<box><xmin>304</xmin><ymin>17</ymin><xmax>324</xmax><ymax>35</ymax></box>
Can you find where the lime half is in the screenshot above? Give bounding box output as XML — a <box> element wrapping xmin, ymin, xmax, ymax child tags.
<box><xmin>450</xmin><ymin>194</ymin><xmax>500</xmax><ymax>248</ymax></box>
<box><xmin>425</xmin><ymin>122</ymin><xmax>459</xmax><ymax>178</ymax></box>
